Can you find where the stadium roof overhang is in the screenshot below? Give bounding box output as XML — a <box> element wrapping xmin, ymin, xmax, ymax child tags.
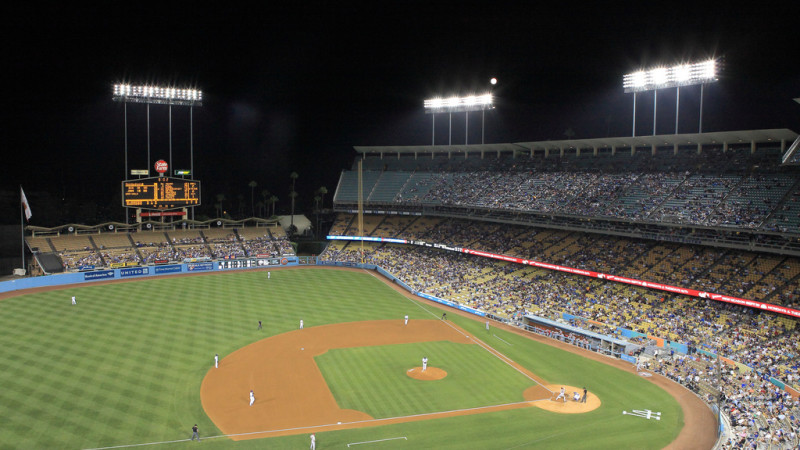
<box><xmin>354</xmin><ymin>129</ymin><xmax>798</xmax><ymax>156</ymax></box>
<box><xmin>354</xmin><ymin>143</ymin><xmax>527</xmax><ymax>155</ymax></box>
<box><xmin>518</xmin><ymin>129</ymin><xmax>797</xmax><ymax>151</ymax></box>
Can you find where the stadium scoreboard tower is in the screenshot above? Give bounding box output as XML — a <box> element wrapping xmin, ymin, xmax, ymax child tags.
<box><xmin>122</xmin><ymin>176</ymin><xmax>201</xmax><ymax>210</ymax></box>
<box><xmin>113</xmin><ymin>83</ymin><xmax>203</xmax><ymax>222</ymax></box>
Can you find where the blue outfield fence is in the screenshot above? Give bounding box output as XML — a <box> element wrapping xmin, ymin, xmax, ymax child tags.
<box><xmin>0</xmin><ymin>256</ymin><xmax>303</xmax><ymax>295</ymax></box>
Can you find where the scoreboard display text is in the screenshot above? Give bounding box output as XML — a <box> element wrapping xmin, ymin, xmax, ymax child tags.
<box><xmin>122</xmin><ymin>177</ymin><xmax>201</xmax><ymax>210</ymax></box>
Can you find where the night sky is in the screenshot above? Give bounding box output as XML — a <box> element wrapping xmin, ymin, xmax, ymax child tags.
<box><xmin>5</xmin><ymin>2</ymin><xmax>799</xmax><ymax>226</ymax></box>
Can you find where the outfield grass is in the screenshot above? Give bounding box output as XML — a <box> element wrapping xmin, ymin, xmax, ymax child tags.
<box><xmin>0</xmin><ymin>268</ymin><xmax>684</xmax><ymax>449</ymax></box>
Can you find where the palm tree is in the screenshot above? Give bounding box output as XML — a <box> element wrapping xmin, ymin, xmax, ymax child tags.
<box><xmin>289</xmin><ymin>172</ymin><xmax>299</xmax><ymax>229</ymax></box>
<box><xmin>313</xmin><ymin>194</ymin><xmax>322</xmax><ymax>238</ymax></box>
<box><xmin>248</xmin><ymin>180</ymin><xmax>257</xmax><ymax>217</ymax></box>
<box><xmin>260</xmin><ymin>189</ymin><xmax>270</xmax><ymax>217</ymax></box>
<box><xmin>289</xmin><ymin>191</ymin><xmax>298</xmax><ymax>221</ymax></box>
<box><xmin>215</xmin><ymin>194</ymin><xmax>226</xmax><ymax>218</ymax></box>
<box><xmin>317</xmin><ymin>186</ymin><xmax>328</xmax><ymax>209</ymax></box>
<box><xmin>236</xmin><ymin>194</ymin><xmax>245</xmax><ymax>217</ymax></box>
<box><xmin>269</xmin><ymin>195</ymin><xmax>278</xmax><ymax>217</ymax></box>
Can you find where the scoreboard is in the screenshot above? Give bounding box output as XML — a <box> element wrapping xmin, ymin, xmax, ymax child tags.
<box><xmin>122</xmin><ymin>177</ymin><xmax>201</xmax><ymax>210</ymax></box>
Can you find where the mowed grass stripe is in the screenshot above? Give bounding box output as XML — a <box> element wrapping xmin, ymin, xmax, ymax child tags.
<box><xmin>0</xmin><ymin>268</ymin><xmax>683</xmax><ymax>449</ymax></box>
<box><xmin>0</xmin><ymin>269</ymin><xmax>416</xmax><ymax>448</ymax></box>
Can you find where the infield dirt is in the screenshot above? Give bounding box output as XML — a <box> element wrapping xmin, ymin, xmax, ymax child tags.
<box><xmin>200</xmin><ymin>318</ymin><xmax>602</xmax><ymax>440</ymax></box>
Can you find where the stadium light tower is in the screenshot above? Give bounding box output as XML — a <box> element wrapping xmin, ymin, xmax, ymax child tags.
<box><xmin>113</xmin><ymin>83</ymin><xmax>203</xmax><ymax>222</ymax></box>
<box><xmin>424</xmin><ymin>93</ymin><xmax>494</xmax><ymax>145</ymax></box>
<box><xmin>623</xmin><ymin>59</ymin><xmax>718</xmax><ymax>136</ymax></box>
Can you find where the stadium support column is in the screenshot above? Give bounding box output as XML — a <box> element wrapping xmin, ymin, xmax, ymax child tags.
<box><xmin>632</xmin><ymin>92</ymin><xmax>637</xmax><ymax>137</ymax></box>
<box><xmin>699</xmin><ymin>84</ymin><xmax>704</xmax><ymax>133</ymax></box>
<box><xmin>124</xmin><ymin>102</ymin><xmax>129</xmax><ymax>224</ymax></box>
<box><xmin>675</xmin><ymin>86</ymin><xmax>680</xmax><ymax>134</ymax></box>
<box><xmin>169</xmin><ymin>105</ymin><xmax>173</xmax><ymax>169</ymax></box>
<box><xmin>190</xmin><ymin>106</ymin><xmax>194</xmax><ymax>222</ymax></box>
<box><xmin>465</xmin><ymin>111</ymin><xmax>468</xmax><ymax>145</ymax></box>
<box><xmin>147</xmin><ymin>104</ymin><xmax>151</xmax><ymax>171</ymax></box>
<box><xmin>482</xmin><ymin>109</ymin><xmax>485</xmax><ymax>144</ymax></box>
<box><xmin>652</xmin><ymin>90</ymin><xmax>658</xmax><ymax>136</ymax></box>
<box><xmin>357</xmin><ymin>159</ymin><xmax>364</xmax><ymax>264</ymax></box>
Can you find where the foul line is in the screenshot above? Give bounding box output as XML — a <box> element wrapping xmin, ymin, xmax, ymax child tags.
<box><xmin>493</xmin><ymin>334</ymin><xmax>513</xmax><ymax>346</ymax></box>
<box><xmin>84</xmin><ymin>399</ymin><xmax>549</xmax><ymax>450</ymax></box>
<box><xmin>348</xmin><ymin>436</ymin><xmax>407</xmax><ymax>447</ymax></box>
<box><xmin>364</xmin><ymin>268</ymin><xmax>554</xmax><ymax>394</ymax></box>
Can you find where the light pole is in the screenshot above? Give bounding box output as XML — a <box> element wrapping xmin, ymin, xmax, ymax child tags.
<box><xmin>424</xmin><ymin>93</ymin><xmax>494</xmax><ymax>146</ymax></box>
<box><xmin>623</xmin><ymin>59</ymin><xmax>719</xmax><ymax>136</ymax></box>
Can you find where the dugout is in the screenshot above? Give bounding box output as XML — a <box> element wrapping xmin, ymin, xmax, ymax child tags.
<box><xmin>523</xmin><ymin>314</ymin><xmax>634</xmax><ymax>358</ymax></box>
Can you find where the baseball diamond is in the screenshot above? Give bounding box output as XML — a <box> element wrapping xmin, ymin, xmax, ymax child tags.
<box><xmin>0</xmin><ymin>267</ymin><xmax>715</xmax><ymax>449</ymax></box>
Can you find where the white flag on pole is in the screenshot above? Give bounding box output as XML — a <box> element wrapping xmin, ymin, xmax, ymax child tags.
<box><xmin>21</xmin><ymin>187</ymin><xmax>32</xmax><ymax>221</ymax></box>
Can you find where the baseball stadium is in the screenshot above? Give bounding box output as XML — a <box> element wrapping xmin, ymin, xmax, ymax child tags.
<box><xmin>5</xmin><ymin>121</ymin><xmax>800</xmax><ymax>449</ymax></box>
<box><xmin>4</xmin><ymin>6</ymin><xmax>800</xmax><ymax>450</ymax></box>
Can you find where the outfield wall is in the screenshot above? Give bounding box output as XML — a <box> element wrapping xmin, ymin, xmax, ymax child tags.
<box><xmin>0</xmin><ymin>257</ymin><xmax>302</xmax><ymax>295</ymax></box>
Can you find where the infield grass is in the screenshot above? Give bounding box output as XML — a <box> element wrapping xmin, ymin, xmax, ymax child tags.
<box><xmin>316</xmin><ymin>339</ymin><xmax>536</xmax><ymax>417</ymax></box>
<box><xmin>0</xmin><ymin>267</ymin><xmax>684</xmax><ymax>449</ymax></box>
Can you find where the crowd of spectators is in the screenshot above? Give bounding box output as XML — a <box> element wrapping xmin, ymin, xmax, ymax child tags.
<box><xmin>321</xmin><ymin>213</ymin><xmax>800</xmax><ymax>447</ymax></box>
<box><xmin>651</xmin><ymin>353</ymin><xmax>799</xmax><ymax>448</ymax></box>
<box><xmin>43</xmin><ymin>227</ymin><xmax>296</xmax><ymax>269</ymax></box>
<box><xmin>344</xmin><ymin>147</ymin><xmax>800</xmax><ymax>234</ymax></box>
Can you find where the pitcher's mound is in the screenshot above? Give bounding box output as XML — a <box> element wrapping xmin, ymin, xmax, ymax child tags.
<box><xmin>406</xmin><ymin>367</ymin><xmax>447</xmax><ymax>380</ymax></box>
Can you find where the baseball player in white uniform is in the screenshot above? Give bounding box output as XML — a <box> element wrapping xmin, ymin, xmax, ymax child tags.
<box><xmin>214</xmin><ymin>353</ymin><xmax>219</xmax><ymax>368</ymax></box>
<box><xmin>249</xmin><ymin>390</ymin><xmax>255</xmax><ymax>406</ymax></box>
<box><xmin>71</xmin><ymin>296</ymin><xmax>76</xmax><ymax>305</ymax></box>
<box><xmin>555</xmin><ymin>387</ymin><xmax>566</xmax><ymax>402</ymax></box>
<box><xmin>404</xmin><ymin>315</ymin><xmax>408</xmax><ymax>325</ymax></box>
<box><xmin>573</xmin><ymin>391</ymin><xmax>580</xmax><ymax>401</ymax></box>
<box><xmin>310</xmin><ymin>433</ymin><xmax>316</xmax><ymax>450</ymax></box>
<box><xmin>300</xmin><ymin>319</ymin><xmax>304</xmax><ymax>329</ymax></box>
<box><xmin>422</xmin><ymin>357</ymin><xmax>428</xmax><ymax>371</ymax></box>
<box><xmin>268</xmin><ymin>271</ymin><xmax>271</xmax><ymax>279</ymax></box>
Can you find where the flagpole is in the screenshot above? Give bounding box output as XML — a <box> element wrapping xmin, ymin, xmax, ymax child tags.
<box><xmin>20</xmin><ymin>186</ymin><xmax>25</xmax><ymax>274</ymax></box>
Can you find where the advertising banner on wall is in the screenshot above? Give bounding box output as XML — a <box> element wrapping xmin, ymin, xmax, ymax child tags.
<box><xmin>84</xmin><ymin>270</ymin><xmax>114</xmax><ymax>281</ymax></box>
<box><xmin>154</xmin><ymin>265</ymin><xmax>182</xmax><ymax>274</ymax></box>
<box><xmin>120</xmin><ymin>267</ymin><xmax>149</xmax><ymax>278</ymax></box>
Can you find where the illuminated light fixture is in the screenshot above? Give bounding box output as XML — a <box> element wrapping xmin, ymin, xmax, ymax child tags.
<box><xmin>112</xmin><ymin>84</ymin><xmax>203</xmax><ymax>106</ymax></box>
<box><xmin>424</xmin><ymin>93</ymin><xmax>493</xmax><ymax>113</ymax></box>
<box><xmin>674</xmin><ymin>64</ymin><xmax>691</xmax><ymax>82</ymax></box>
<box><xmin>623</xmin><ymin>59</ymin><xmax>719</xmax><ymax>93</ymax></box>
<box><xmin>624</xmin><ymin>58</ymin><xmax>720</xmax><ymax>136</ymax></box>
